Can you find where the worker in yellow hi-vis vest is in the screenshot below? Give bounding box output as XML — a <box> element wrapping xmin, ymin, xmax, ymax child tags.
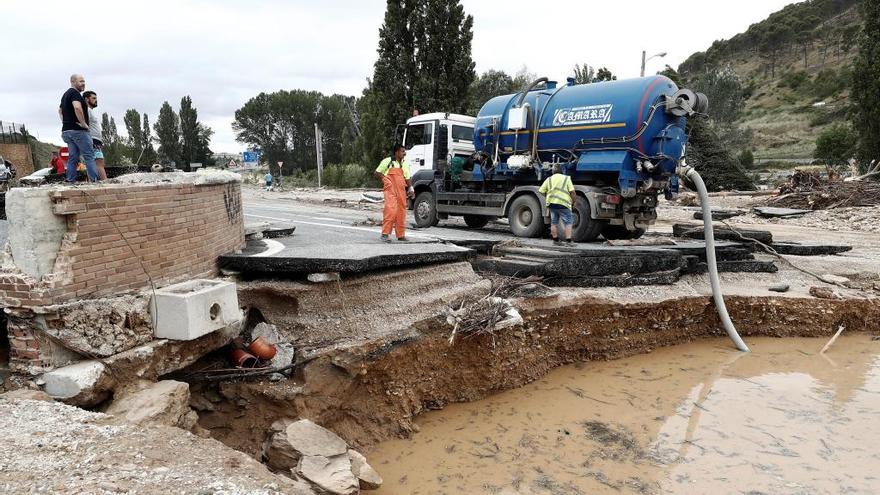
<box><xmin>538</xmin><ymin>163</ymin><xmax>577</xmax><ymax>245</ymax></box>
<box><xmin>373</xmin><ymin>143</ymin><xmax>415</xmax><ymax>242</ymax></box>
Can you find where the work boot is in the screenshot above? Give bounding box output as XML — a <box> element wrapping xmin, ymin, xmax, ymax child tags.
<box><xmin>397</xmin><ymin>237</ymin><xmax>410</xmax><ymax>242</ymax></box>
<box><xmin>380</xmin><ymin>234</ymin><xmax>391</xmax><ymax>243</ymax></box>
<box><xmin>565</xmin><ymin>239</ymin><xmax>573</xmax><ymax>245</ymax></box>
<box><xmin>552</xmin><ymin>238</ymin><xmax>562</xmax><ymax>246</ymax></box>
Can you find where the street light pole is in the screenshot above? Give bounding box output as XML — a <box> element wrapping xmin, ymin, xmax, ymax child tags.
<box><xmin>640</xmin><ymin>51</ymin><xmax>668</xmax><ymax>77</ymax></box>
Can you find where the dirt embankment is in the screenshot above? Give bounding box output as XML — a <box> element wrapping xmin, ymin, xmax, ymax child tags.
<box><xmin>192</xmin><ymin>291</ymin><xmax>880</xmax><ymax>458</ymax></box>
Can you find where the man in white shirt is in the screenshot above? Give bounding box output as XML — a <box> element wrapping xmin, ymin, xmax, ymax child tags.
<box><xmin>84</xmin><ymin>91</ymin><xmax>107</xmax><ymax>180</ymax></box>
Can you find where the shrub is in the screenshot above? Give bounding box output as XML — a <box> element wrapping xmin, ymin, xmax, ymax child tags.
<box><xmin>321</xmin><ymin>163</ymin><xmax>371</xmax><ymax>189</ymax></box>
<box><xmin>814</xmin><ymin>124</ymin><xmax>857</xmax><ymax>166</ymax></box>
<box><xmin>738</xmin><ymin>149</ymin><xmax>755</xmax><ymax>168</ymax></box>
<box><xmin>812</xmin><ymin>69</ymin><xmax>848</xmax><ymax>99</ymax></box>
<box><xmin>780</xmin><ymin>70</ymin><xmax>810</xmax><ymax>91</ymax></box>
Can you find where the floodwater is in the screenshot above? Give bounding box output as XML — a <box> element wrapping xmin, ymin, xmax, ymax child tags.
<box><xmin>368</xmin><ymin>335</ymin><xmax>880</xmax><ymax>494</ymax></box>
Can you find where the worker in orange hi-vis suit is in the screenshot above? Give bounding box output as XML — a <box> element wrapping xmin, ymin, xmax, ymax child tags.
<box><xmin>373</xmin><ymin>143</ymin><xmax>415</xmax><ymax>242</ymax></box>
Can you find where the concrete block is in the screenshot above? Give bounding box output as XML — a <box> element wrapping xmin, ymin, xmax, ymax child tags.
<box><xmin>151</xmin><ymin>279</ymin><xmax>239</xmax><ymax>340</ymax></box>
<box><xmin>41</xmin><ymin>360</ymin><xmax>116</xmax><ymax>406</ymax></box>
<box><xmin>5</xmin><ymin>188</ymin><xmax>67</xmax><ymax>279</ymax></box>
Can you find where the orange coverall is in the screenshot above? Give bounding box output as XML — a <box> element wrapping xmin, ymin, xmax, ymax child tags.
<box><xmin>382</xmin><ymin>167</ymin><xmax>407</xmax><ymax>238</ymax></box>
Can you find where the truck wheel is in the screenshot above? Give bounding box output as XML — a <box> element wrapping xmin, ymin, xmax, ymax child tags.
<box><xmin>571</xmin><ymin>196</ymin><xmax>604</xmax><ymax>242</ymax></box>
<box><xmin>508</xmin><ymin>195</ymin><xmax>543</xmax><ymax>238</ymax></box>
<box><xmin>602</xmin><ymin>225</ymin><xmax>646</xmax><ymax>240</ymax></box>
<box><xmin>413</xmin><ymin>191</ymin><xmax>439</xmax><ymax>228</ymax></box>
<box><xmin>463</xmin><ymin>215</ymin><xmax>490</xmax><ymax>229</ymax></box>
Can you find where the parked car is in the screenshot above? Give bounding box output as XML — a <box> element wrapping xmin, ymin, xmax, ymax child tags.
<box><xmin>19</xmin><ymin>167</ymin><xmax>53</xmax><ymax>186</ymax></box>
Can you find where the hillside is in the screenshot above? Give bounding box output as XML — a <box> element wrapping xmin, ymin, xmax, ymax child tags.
<box><xmin>678</xmin><ymin>0</ymin><xmax>862</xmax><ymax>160</ymax></box>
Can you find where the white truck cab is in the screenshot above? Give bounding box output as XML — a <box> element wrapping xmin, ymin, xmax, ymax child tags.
<box><xmin>401</xmin><ymin>112</ymin><xmax>475</xmax><ymax>173</ymax></box>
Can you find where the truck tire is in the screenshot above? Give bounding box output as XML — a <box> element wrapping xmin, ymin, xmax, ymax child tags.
<box><xmin>463</xmin><ymin>215</ymin><xmax>491</xmax><ymax>229</ymax></box>
<box><xmin>571</xmin><ymin>196</ymin><xmax>604</xmax><ymax>242</ymax></box>
<box><xmin>508</xmin><ymin>194</ymin><xmax>543</xmax><ymax>238</ymax></box>
<box><xmin>413</xmin><ymin>191</ymin><xmax>439</xmax><ymax>228</ymax></box>
<box><xmin>602</xmin><ymin>224</ymin><xmax>646</xmax><ymax>240</ymax></box>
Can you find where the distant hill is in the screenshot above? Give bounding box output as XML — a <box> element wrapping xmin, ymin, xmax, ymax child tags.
<box><xmin>678</xmin><ymin>0</ymin><xmax>862</xmax><ymax>160</ymax></box>
<box><xmin>30</xmin><ymin>137</ymin><xmax>62</xmax><ymax>170</ymax></box>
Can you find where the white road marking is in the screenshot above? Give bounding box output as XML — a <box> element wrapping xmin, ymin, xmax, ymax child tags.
<box><xmin>256</xmin><ymin>239</ymin><xmax>286</xmax><ymax>257</ymax></box>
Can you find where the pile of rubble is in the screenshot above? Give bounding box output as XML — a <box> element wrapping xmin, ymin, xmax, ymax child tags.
<box><xmin>767</xmin><ymin>170</ymin><xmax>880</xmax><ymax>210</ymax></box>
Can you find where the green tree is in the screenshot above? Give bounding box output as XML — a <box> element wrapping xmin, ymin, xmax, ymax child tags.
<box><xmin>141</xmin><ymin>113</ymin><xmax>158</xmax><ymax>165</ymax></box>
<box><xmin>154</xmin><ymin>102</ymin><xmax>181</xmax><ymax>167</ymax></box>
<box><xmin>364</xmin><ymin>0</ymin><xmax>476</xmax><ymax>165</ymax></box>
<box><xmin>179</xmin><ymin>96</ymin><xmax>199</xmax><ymax>167</ymax></box>
<box><xmin>123</xmin><ymin>109</ymin><xmax>142</xmax><ymax>161</ymax></box>
<box><xmin>660</xmin><ymin>66</ymin><xmax>753</xmax><ymax>190</ymax></box>
<box><xmin>594</xmin><ymin>67</ymin><xmax>616</xmax><ymax>82</ymax></box>
<box><xmin>466</xmin><ymin>70</ymin><xmax>515</xmax><ymax>115</ymax></box>
<box><xmin>100</xmin><ymin>113</ymin><xmax>126</xmax><ymax>166</ymax></box>
<box><xmin>815</xmin><ymin>123</ymin><xmax>857</xmax><ymax>165</ymax></box>
<box><xmin>686</xmin><ymin>117</ymin><xmax>755</xmax><ymax>191</ymax></box>
<box><xmin>572</xmin><ymin>63</ymin><xmax>594</xmax><ymax>84</ymax></box>
<box><xmin>851</xmin><ymin>0</ymin><xmax>880</xmax><ymax>160</ymax></box>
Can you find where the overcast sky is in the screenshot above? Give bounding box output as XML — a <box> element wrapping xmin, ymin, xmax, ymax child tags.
<box><xmin>1</xmin><ymin>0</ymin><xmax>798</xmax><ymax>154</ymax></box>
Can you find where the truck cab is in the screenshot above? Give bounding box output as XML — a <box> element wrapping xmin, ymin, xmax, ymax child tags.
<box><xmin>402</xmin><ymin>112</ymin><xmax>475</xmax><ymax>183</ymax></box>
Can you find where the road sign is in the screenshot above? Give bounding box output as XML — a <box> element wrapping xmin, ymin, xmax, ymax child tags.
<box><xmin>243</xmin><ymin>151</ymin><xmax>259</xmax><ymax>163</ymax></box>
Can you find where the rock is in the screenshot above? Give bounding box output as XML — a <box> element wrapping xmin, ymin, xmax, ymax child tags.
<box><xmin>821</xmin><ymin>274</ymin><xmax>850</xmax><ymax>285</ymax></box>
<box><xmin>809</xmin><ymin>286</ymin><xmax>842</xmax><ymax>300</ymax></box>
<box><xmin>296</xmin><ymin>455</ymin><xmax>358</xmax><ymax>495</ymax></box>
<box><xmin>263</xmin><ymin>418</ymin><xmax>348</xmax><ymax>471</ymax></box>
<box><xmin>271</xmin><ymin>343</ymin><xmax>296</xmax><ymax>369</ymax></box>
<box><xmin>348</xmin><ymin>449</ymin><xmax>383</xmax><ymax>490</ymax></box>
<box><xmin>0</xmin><ymin>389</ymin><xmax>54</xmax><ymax>402</ymax></box>
<box><xmin>768</xmin><ymin>284</ymin><xmax>790</xmax><ymax>293</ymax></box>
<box><xmin>105</xmin><ymin>380</ymin><xmax>197</xmax><ymax>430</ymax></box>
<box><xmin>251</xmin><ymin>322</ymin><xmax>282</xmax><ymax>345</ymax></box>
<box><xmin>41</xmin><ymin>360</ymin><xmax>116</xmax><ymax>406</ymax></box>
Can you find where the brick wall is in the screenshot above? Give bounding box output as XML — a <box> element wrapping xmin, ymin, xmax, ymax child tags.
<box><xmin>0</xmin><ymin>176</ymin><xmax>245</xmax><ymax>372</ymax></box>
<box><xmin>0</xmin><ymin>143</ymin><xmax>35</xmax><ymax>176</ymax></box>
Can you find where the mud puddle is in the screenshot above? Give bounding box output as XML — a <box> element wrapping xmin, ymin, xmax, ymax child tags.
<box><xmin>368</xmin><ymin>335</ymin><xmax>880</xmax><ymax>494</ymax></box>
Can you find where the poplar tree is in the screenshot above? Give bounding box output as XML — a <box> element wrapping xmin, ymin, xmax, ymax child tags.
<box><xmin>363</xmin><ymin>0</ymin><xmax>475</xmax><ymax>165</ymax></box>
<box><xmin>154</xmin><ymin>102</ymin><xmax>181</xmax><ymax>167</ymax></box>
<box><xmin>179</xmin><ymin>96</ymin><xmax>200</xmax><ymax>166</ymax></box>
<box><xmin>851</xmin><ymin>0</ymin><xmax>880</xmax><ymax>164</ymax></box>
<box><xmin>141</xmin><ymin>113</ymin><xmax>158</xmax><ymax>165</ymax></box>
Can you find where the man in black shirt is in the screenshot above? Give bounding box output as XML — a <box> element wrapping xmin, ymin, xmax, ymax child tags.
<box><xmin>59</xmin><ymin>74</ymin><xmax>100</xmax><ymax>182</ymax></box>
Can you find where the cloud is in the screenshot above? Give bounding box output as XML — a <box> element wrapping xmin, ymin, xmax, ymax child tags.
<box><xmin>0</xmin><ymin>0</ymin><xmax>797</xmax><ymax>153</ymax></box>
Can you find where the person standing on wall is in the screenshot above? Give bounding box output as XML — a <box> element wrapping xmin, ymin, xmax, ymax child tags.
<box><xmin>84</xmin><ymin>91</ymin><xmax>107</xmax><ymax>180</ymax></box>
<box><xmin>58</xmin><ymin>74</ymin><xmax>100</xmax><ymax>182</ymax></box>
<box><xmin>538</xmin><ymin>163</ymin><xmax>577</xmax><ymax>245</ymax></box>
<box><xmin>373</xmin><ymin>143</ymin><xmax>415</xmax><ymax>242</ymax></box>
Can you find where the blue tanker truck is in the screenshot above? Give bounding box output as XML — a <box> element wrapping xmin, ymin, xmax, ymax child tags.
<box><xmin>404</xmin><ymin>75</ymin><xmax>708</xmax><ymax>241</ymax></box>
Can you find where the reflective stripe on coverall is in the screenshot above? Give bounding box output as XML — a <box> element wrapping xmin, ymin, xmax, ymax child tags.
<box><xmin>382</xmin><ymin>167</ymin><xmax>407</xmax><ymax>238</ymax></box>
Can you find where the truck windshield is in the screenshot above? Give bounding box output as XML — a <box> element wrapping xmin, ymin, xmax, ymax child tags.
<box><xmin>452</xmin><ymin>125</ymin><xmax>473</xmax><ymax>143</ymax></box>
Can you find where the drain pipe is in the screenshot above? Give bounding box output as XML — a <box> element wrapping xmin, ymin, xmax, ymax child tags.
<box><xmin>677</xmin><ymin>162</ymin><xmax>750</xmax><ymax>352</ymax></box>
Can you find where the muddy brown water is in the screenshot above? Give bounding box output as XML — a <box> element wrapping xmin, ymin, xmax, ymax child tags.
<box><xmin>368</xmin><ymin>335</ymin><xmax>880</xmax><ymax>494</ymax></box>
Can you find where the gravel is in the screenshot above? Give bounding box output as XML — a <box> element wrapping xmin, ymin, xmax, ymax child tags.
<box><xmin>0</xmin><ymin>398</ymin><xmax>313</xmax><ymax>494</ymax></box>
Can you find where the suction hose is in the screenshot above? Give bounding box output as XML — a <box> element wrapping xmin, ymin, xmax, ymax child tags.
<box><xmin>678</xmin><ymin>164</ymin><xmax>750</xmax><ymax>352</ymax></box>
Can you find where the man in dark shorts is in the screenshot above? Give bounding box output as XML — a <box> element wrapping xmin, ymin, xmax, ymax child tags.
<box><xmin>84</xmin><ymin>91</ymin><xmax>107</xmax><ymax>180</ymax></box>
<box><xmin>58</xmin><ymin>74</ymin><xmax>100</xmax><ymax>182</ymax></box>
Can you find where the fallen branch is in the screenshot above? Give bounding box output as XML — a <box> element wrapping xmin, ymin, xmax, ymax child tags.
<box><xmin>820</xmin><ymin>325</ymin><xmax>846</xmax><ymax>354</ymax></box>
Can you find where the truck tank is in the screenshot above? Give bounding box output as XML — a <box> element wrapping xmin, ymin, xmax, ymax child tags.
<box><xmin>473</xmin><ymin>76</ymin><xmax>707</xmax><ymax>197</ymax></box>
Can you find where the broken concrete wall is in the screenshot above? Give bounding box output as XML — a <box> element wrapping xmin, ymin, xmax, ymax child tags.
<box><xmin>0</xmin><ymin>172</ymin><xmax>245</xmax><ymax>373</ymax></box>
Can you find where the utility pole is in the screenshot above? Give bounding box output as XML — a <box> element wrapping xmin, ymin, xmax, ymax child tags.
<box><xmin>314</xmin><ymin>123</ymin><xmax>324</xmax><ymax>188</ymax></box>
<box><xmin>640</xmin><ymin>50</ymin><xmax>646</xmax><ymax>78</ymax></box>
